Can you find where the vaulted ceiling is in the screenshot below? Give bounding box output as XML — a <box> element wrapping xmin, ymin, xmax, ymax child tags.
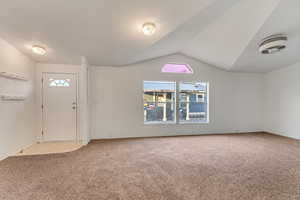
<box><xmin>0</xmin><ymin>0</ymin><xmax>299</xmax><ymax>72</ymax></box>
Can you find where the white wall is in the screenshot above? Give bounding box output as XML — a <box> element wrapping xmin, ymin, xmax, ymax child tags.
<box><xmin>80</xmin><ymin>57</ymin><xmax>91</xmax><ymax>143</ymax></box>
<box><xmin>35</xmin><ymin>63</ymin><xmax>90</xmax><ymax>144</ymax></box>
<box><xmin>0</xmin><ymin>38</ymin><xmax>36</xmax><ymax>160</ymax></box>
<box><xmin>264</xmin><ymin>62</ymin><xmax>300</xmax><ymax>139</ymax></box>
<box><xmin>2</xmin><ymin>37</ymin><xmax>297</xmax><ymax>154</ymax></box>
<box><xmin>90</xmin><ymin>54</ymin><xmax>264</xmax><ymax>139</ymax></box>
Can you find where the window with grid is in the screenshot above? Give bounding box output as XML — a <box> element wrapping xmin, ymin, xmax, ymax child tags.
<box><xmin>143</xmin><ymin>81</ymin><xmax>209</xmax><ymax>124</ymax></box>
<box><xmin>143</xmin><ymin>81</ymin><xmax>176</xmax><ymax>123</ymax></box>
<box><xmin>179</xmin><ymin>82</ymin><xmax>209</xmax><ymax>123</ymax></box>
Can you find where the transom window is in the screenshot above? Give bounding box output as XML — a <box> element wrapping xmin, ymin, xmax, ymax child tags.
<box><xmin>49</xmin><ymin>79</ymin><xmax>70</xmax><ymax>87</ymax></box>
<box><xmin>143</xmin><ymin>81</ymin><xmax>209</xmax><ymax>124</ymax></box>
<box><xmin>161</xmin><ymin>63</ymin><xmax>193</xmax><ymax>74</ymax></box>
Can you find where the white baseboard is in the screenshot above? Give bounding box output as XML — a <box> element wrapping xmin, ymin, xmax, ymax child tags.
<box><xmin>265</xmin><ymin>131</ymin><xmax>300</xmax><ymax>140</ymax></box>
<box><xmin>0</xmin><ymin>142</ymin><xmax>36</xmax><ymax>162</ymax></box>
<box><xmin>79</xmin><ymin>139</ymin><xmax>90</xmax><ymax>145</ymax></box>
<box><xmin>0</xmin><ymin>152</ymin><xmax>9</xmax><ymax>161</ymax></box>
<box><xmin>91</xmin><ymin>131</ymin><xmax>265</xmax><ymax>140</ymax></box>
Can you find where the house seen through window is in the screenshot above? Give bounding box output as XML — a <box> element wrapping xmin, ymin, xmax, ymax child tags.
<box><xmin>143</xmin><ymin>81</ymin><xmax>209</xmax><ymax>124</ymax></box>
<box><xmin>143</xmin><ymin>81</ymin><xmax>176</xmax><ymax>123</ymax></box>
<box><xmin>179</xmin><ymin>82</ymin><xmax>208</xmax><ymax>123</ymax></box>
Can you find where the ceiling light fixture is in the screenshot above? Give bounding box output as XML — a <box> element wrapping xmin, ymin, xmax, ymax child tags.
<box><xmin>259</xmin><ymin>34</ymin><xmax>287</xmax><ymax>54</ymax></box>
<box><xmin>142</xmin><ymin>22</ymin><xmax>156</xmax><ymax>36</ymax></box>
<box><xmin>32</xmin><ymin>45</ymin><xmax>47</xmax><ymax>55</ymax></box>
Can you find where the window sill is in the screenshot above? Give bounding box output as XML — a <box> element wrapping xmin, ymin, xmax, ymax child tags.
<box><xmin>144</xmin><ymin>121</ymin><xmax>209</xmax><ymax>125</ymax></box>
<box><xmin>144</xmin><ymin>121</ymin><xmax>176</xmax><ymax>125</ymax></box>
<box><xmin>179</xmin><ymin>121</ymin><xmax>209</xmax><ymax>125</ymax></box>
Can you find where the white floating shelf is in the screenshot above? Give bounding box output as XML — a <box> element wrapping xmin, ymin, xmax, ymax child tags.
<box><xmin>0</xmin><ymin>72</ymin><xmax>28</xmax><ymax>81</ymax></box>
<box><xmin>1</xmin><ymin>95</ymin><xmax>26</xmax><ymax>101</ymax></box>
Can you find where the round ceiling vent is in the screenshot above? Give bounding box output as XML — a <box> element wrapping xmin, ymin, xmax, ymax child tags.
<box><xmin>259</xmin><ymin>34</ymin><xmax>287</xmax><ymax>54</ymax></box>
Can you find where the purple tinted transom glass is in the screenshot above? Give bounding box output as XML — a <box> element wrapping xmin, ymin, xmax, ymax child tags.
<box><xmin>161</xmin><ymin>63</ymin><xmax>193</xmax><ymax>74</ymax></box>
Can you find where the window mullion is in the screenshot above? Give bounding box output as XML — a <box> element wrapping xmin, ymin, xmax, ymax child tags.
<box><xmin>175</xmin><ymin>81</ymin><xmax>180</xmax><ymax>124</ymax></box>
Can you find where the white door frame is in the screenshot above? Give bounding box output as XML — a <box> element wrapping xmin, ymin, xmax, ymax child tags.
<box><xmin>41</xmin><ymin>72</ymin><xmax>79</xmax><ymax>142</ymax></box>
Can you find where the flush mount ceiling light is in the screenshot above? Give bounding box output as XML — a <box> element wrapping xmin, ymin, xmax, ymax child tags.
<box><xmin>31</xmin><ymin>45</ymin><xmax>47</xmax><ymax>55</ymax></box>
<box><xmin>259</xmin><ymin>34</ymin><xmax>287</xmax><ymax>54</ymax></box>
<box><xmin>142</xmin><ymin>22</ymin><xmax>156</xmax><ymax>36</ymax></box>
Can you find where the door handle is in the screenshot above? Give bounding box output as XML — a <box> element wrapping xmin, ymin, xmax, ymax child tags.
<box><xmin>72</xmin><ymin>102</ymin><xmax>77</xmax><ymax>110</ymax></box>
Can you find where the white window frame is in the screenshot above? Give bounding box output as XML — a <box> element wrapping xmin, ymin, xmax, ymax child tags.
<box><xmin>143</xmin><ymin>81</ymin><xmax>209</xmax><ymax>125</ymax></box>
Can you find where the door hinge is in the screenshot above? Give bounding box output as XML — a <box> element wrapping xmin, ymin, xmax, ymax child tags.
<box><xmin>41</xmin><ymin>78</ymin><xmax>44</xmax><ymax>83</ymax></box>
<box><xmin>41</xmin><ymin>104</ymin><xmax>44</xmax><ymax>109</ymax></box>
<box><xmin>41</xmin><ymin>131</ymin><xmax>44</xmax><ymax>136</ymax></box>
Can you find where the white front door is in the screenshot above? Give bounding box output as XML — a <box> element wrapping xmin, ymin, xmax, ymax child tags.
<box><xmin>42</xmin><ymin>73</ymin><xmax>77</xmax><ymax>141</ymax></box>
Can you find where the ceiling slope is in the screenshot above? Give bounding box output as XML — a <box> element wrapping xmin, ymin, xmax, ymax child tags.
<box><xmin>120</xmin><ymin>0</ymin><xmax>240</xmax><ymax>66</ymax></box>
<box><xmin>233</xmin><ymin>0</ymin><xmax>300</xmax><ymax>72</ymax></box>
<box><xmin>0</xmin><ymin>0</ymin><xmax>216</xmax><ymax>65</ymax></box>
<box><xmin>181</xmin><ymin>0</ymin><xmax>281</xmax><ymax>70</ymax></box>
<box><xmin>0</xmin><ymin>0</ymin><xmax>298</xmax><ymax>72</ymax></box>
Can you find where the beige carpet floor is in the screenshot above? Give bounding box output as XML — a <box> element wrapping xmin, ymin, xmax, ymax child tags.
<box><xmin>1</xmin><ymin>132</ymin><xmax>300</xmax><ymax>200</ymax></box>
